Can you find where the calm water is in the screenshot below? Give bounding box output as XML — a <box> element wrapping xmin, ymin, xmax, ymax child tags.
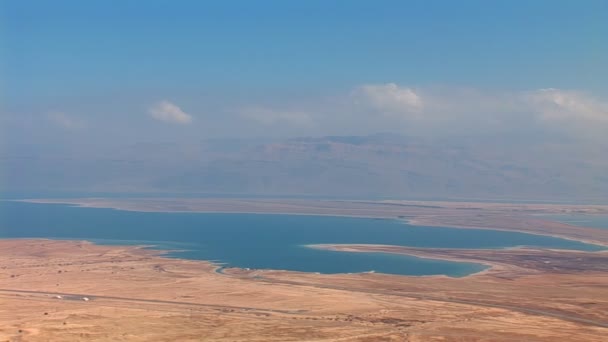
<box><xmin>0</xmin><ymin>201</ymin><xmax>603</xmax><ymax>277</ymax></box>
<box><xmin>539</xmin><ymin>214</ymin><xmax>608</xmax><ymax>230</ymax></box>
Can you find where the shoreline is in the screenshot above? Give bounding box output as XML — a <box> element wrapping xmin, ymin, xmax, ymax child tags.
<box><xmin>0</xmin><ymin>237</ymin><xmax>486</xmax><ymax>279</ymax></box>
<box><xmin>14</xmin><ymin>197</ymin><xmax>608</xmax><ymax>248</ymax></box>
<box><xmin>308</xmin><ymin>243</ymin><xmax>608</xmax><ymax>279</ymax></box>
<box><xmin>2</xmin><ymin>237</ymin><xmax>608</xmax><ymax>340</ymax></box>
<box><xmin>306</xmin><ymin>243</ymin><xmax>495</xmax><ymax>278</ymax></box>
<box><xmin>404</xmin><ymin>217</ymin><xmax>608</xmax><ymax>248</ymax></box>
<box><xmin>4</xmin><ymin>197</ymin><xmax>607</xmax><ymax>279</ymax></box>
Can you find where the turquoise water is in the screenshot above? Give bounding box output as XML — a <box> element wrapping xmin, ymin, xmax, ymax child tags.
<box><xmin>538</xmin><ymin>214</ymin><xmax>608</xmax><ymax>230</ymax></box>
<box><xmin>0</xmin><ymin>201</ymin><xmax>603</xmax><ymax>277</ymax></box>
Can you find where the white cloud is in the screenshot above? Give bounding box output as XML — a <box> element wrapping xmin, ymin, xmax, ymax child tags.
<box><xmin>352</xmin><ymin>83</ymin><xmax>606</xmax><ymax>128</ymax></box>
<box><xmin>240</xmin><ymin>107</ymin><xmax>312</xmax><ymax>126</ymax></box>
<box><xmin>527</xmin><ymin>88</ymin><xmax>608</xmax><ymax>123</ymax></box>
<box><xmin>335</xmin><ymin>83</ymin><xmax>608</xmax><ymax>144</ymax></box>
<box><xmin>149</xmin><ymin>100</ymin><xmax>192</xmax><ymax>124</ymax></box>
<box><xmin>47</xmin><ymin>112</ymin><xmax>85</xmax><ymax>130</ymax></box>
<box><xmin>354</xmin><ymin>83</ymin><xmax>423</xmax><ymax>116</ymax></box>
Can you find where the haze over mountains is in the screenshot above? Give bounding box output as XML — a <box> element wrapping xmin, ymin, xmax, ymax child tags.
<box><xmin>4</xmin><ymin>133</ymin><xmax>607</xmax><ymax>202</ymax></box>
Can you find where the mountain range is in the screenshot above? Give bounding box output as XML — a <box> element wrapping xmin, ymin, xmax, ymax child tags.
<box><xmin>3</xmin><ymin>133</ymin><xmax>608</xmax><ymax>202</ymax></box>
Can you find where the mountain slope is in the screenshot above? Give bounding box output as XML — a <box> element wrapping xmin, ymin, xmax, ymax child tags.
<box><xmin>3</xmin><ymin>134</ymin><xmax>608</xmax><ymax>201</ymax></box>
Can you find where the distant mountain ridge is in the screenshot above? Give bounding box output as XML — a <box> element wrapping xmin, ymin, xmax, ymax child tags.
<box><xmin>4</xmin><ymin>134</ymin><xmax>608</xmax><ymax>201</ymax></box>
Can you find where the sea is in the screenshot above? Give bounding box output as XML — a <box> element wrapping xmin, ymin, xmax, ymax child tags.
<box><xmin>0</xmin><ymin>201</ymin><xmax>603</xmax><ymax>277</ymax></box>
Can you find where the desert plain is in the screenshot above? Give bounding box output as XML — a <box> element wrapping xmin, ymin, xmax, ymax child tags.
<box><xmin>1</xmin><ymin>198</ymin><xmax>608</xmax><ymax>341</ymax></box>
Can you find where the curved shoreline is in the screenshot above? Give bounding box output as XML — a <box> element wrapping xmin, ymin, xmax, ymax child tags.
<box><xmin>306</xmin><ymin>244</ymin><xmax>494</xmax><ymax>278</ymax></box>
<box><xmin>13</xmin><ymin>198</ymin><xmax>608</xmax><ymax>248</ymax></box>
<box><xmin>3</xmin><ymin>198</ymin><xmax>606</xmax><ymax>282</ymax></box>
<box><xmin>404</xmin><ymin>217</ymin><xmax>608</xmax><ymax>248</ymax></box>
<box><xmin>2</xmin><ymin>238</ymin><xmax>608</xmax><ymax>341</ymax></box>
<box><xmin>306</xmin><ymin>244</ymin><xmax>519</xmax><ymax>278</ymax></box>
<box><xmin>308</xmin><ymin>243</ymin><xmax>608</xmax><ymax>279</ymax></box>
<box><xmin>4</xmin><ymin>199</ymin><xmax>605</xmax><ymax>278</ymax></box>
<box><xmin>3</xmin><ymin>201</ymin><xmax>608</xmax><ymax>340</ymax></box>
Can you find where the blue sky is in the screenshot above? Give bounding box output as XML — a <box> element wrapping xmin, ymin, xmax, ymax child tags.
<box><xmin>1</xmin><ymin>0</ymin><xmax>607</xmax><ymax>144</ymax></box>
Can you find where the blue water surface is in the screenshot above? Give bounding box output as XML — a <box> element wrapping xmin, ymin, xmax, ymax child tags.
<box><xmin>0</xmin><ymin>201</ymin><xmax>603</xmax><ymax>277</ymax></box>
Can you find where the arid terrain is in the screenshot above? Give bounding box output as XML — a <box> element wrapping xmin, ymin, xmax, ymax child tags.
<box><xmin>2</xmin><ymin>198</ymin><xmax>608</xmax><ymax>341</ymax></box>
<box><xmin>5</xmin><ymin>0</ymin><xmax>607</xmax><ymax>340</ymax></box>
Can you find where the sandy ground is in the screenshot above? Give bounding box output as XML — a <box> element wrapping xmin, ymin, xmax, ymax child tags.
<box><xmin>2</xmin><ymin>198</ymin><xmax>608</xmax><ymax>341</ymax></box>
<box><xmin>1</xmin><ymin>239</ymin><xmax>607</xmax><ymax>342</ymax></box>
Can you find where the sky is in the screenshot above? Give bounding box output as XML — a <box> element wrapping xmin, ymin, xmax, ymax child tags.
<box><xmin>1</xmin><ymin>0</ymin><xmax>607</xmax><ymax>147</ymax></box>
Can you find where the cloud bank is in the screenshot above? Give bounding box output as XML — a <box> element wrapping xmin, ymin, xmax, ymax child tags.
<box><xmin>149</xmin><ymin>100</ymin><xmax>192</xmax><ymax>124</ymax></box>
<box><xmin>528</xmin><ymin>88</ymin><xmax>608</xmax><ymax>123</ymax></box>
<box><xmin>344</xmin><ymin>83</ymin><xmax>608</xmax><ymax>141</ymax></box>
<box><xmin>18</xmin><ymin>84</ymin><xmax>607</xmax><ymax>145</ymax></box>
<box><xmin>354</xmin><ymin>83</ymin><xmax>423</xmax><ymax>116</ymax></box>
